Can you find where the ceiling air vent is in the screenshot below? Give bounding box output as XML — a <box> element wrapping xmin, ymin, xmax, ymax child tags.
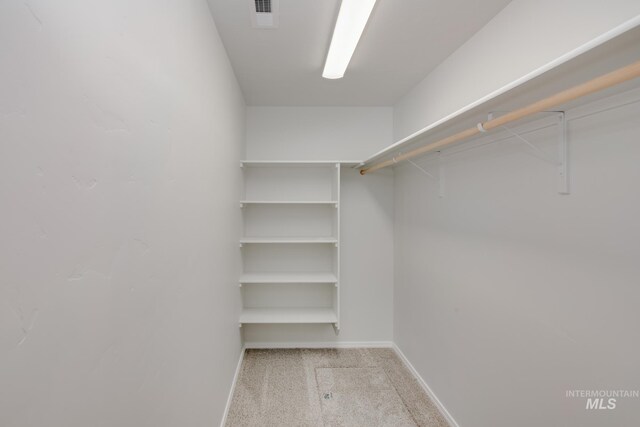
<box><xmin>254</xmin><ymin>0</ymin><xmax>271</xmax><ymax>13</ymax></box>
<box><xmin>250</xmin><ymin>0</ymin><xmax>279</xmax><ymax>29</ymax></box>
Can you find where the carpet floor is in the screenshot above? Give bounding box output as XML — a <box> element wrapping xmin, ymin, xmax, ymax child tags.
<box><xmin>225</xmin><ymin>348</ymin><xmax>450</xmax><ymax>427</ymax></box>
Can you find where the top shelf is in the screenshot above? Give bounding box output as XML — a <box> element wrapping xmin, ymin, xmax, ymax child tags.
<box><xmin>241</xmin><ymin>160</ymin><xmax>361</xmax><ymax>168</ymax></box>
<box><xmin>359</xmin><ymin>19</ymin><xmax>640</xmax><ymax>168</ymax></box>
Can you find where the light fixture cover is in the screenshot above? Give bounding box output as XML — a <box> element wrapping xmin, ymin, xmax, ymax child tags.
<box><xmin>323</xmin><ymin>0</ymin><xmax>377</xmax><ymax>79</ymax></box>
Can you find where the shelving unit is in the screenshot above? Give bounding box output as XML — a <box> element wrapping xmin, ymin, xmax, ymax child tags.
<box><xmin>239</xmin><ymin>161</ymin><xmax>342</xmax><ymax>331</ymax></box>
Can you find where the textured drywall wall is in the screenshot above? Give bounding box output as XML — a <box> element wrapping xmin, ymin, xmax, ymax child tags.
<box><xmin>393</xmin><ymin>0</ymin><xmax>640</xmax><ymax>140</ymax></box>
<box><xmin>243</xmin><ymin>107</ymin><xmax>394</xmax><ymax>344</ymax></box>
<box><xmin>0</xmin><ymin>1</ymin><xmax>244</xmax><ymax>426</ymax></box>
<box><xmin>393</xmin><ymin>90</ymin><xmax>640</xmax><ymax>426</ymax></box>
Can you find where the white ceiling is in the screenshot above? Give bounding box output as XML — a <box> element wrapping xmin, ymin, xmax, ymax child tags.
<box><xmin>207</xmin><ymin>0</ymin><xmax>512</xmax><ymax>106</ymax></box>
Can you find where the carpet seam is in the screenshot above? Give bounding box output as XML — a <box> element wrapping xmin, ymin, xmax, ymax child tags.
<box><xmin>377</xmin><ymin>352</ymin><xmax>422</xmax><ymax>427</ymax></box>
<box><xmin>313</xmin><ymin>365</ymin><xmax>328</xmax><ymax>427</ymax></box>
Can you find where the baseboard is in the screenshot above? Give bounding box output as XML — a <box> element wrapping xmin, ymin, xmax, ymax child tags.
<box><xmin>243</xmin><ymin>341</ymin><xmax>394</xmax><ymax>349</ymax></box>
<box><xmin>392</xmin><ymin>343</ymin><xmax>460</xmax><ymax>427</ymax></box>
<box><xmin>219</xmin><ymin>345</ymin><xmax>245</xmax><ymax>427</ymax></box>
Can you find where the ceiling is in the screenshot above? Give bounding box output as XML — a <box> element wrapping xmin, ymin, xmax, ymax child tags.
<box><xmin>207</xmin><ymin>0</ymin><xmax>512</xmax><ymax>106</ymax></box>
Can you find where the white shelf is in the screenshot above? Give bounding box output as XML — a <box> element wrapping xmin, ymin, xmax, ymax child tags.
<box><xmin>240</xmin><ymin>237</ymin><xmax>337</xmax><ymax>244</ymax></box>
<box><xmin>239</xmin><ymin>273</ymin><xmax>338</xmax><ymax>284</ymax></box>
<box><xmin>240</xmin><ymin>200</ymin><xmax>337</xmax><ymax>205</ymax></box>
<box><xmin>239</xmin><ymin>308</ymin><xmax>338</xmax><ymax>324</ymax></box>
<box><xmin>241</xmin><ymin>160</ymin><xmax>360</xmax><ymax>167</ymax></box>
<box><xmin>359</xmin><ymin>21</ymin><xmax>640</xmax><ymax>169</ymax></box>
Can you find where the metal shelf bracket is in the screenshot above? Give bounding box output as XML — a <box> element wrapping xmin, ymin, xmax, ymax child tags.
<box><xmin>407</xmin><ymin>152</ymin><xmax>446</xmax><ymax>198</ymax></box>
<box><xmin>557</xmin><ymin>112</ymin><xmax>570</xmax><ymax>195</ymax></box>
<box><xmin>489</xmin><ymin>111</ymin><xmax>569</xmax><ymax>195</ymax></box>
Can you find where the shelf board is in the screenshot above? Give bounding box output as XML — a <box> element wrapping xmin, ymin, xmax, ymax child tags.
<box><xmin>240</xmin><ymin>200</ymin><xmax>338</xmax><ymax>205</ymax></box>
<box><xmin>239</xmin><ymin>273</ymin><xmax>338</xmax><ymax>284</ymax></box>
<box><xmin>240</xmin><ymin>237</ymin><xmax>337</xmax><ymax>244</ymax></box>
<box><xmin>241</xmin><ymin>160</ymin><xmax>360</xmax><ymax>168</ymax></box>
<box><xmin>239</xmin><ymin>308</ymin><xmax>337</xmax><ymax>324</ymax></box>
<box><xmin>359</xmin><ymin>21</ymin><xmax>640</xmax><ymax>169</ymax></box>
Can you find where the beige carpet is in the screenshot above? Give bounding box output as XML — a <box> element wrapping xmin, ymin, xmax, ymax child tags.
<box><xmin>225</xmin><ymin>348</ymin><xmax>450</xmax><ymax>427</ymax></box>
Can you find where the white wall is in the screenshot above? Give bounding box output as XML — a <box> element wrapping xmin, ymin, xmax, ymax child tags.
<box><xmin>243</xmin><ymin>107</ymin><xmax>395</xmax><ymax>344</ymax></box>
<box><xmin>391</xmin><ymin>1</ymin><xmax>640</xmax><ymax>423</ymax></box>
<box><xmin>394</xmin><ymin>93</ymin><xmax>640</xmax><ymax>427</ymax></box>
<box><xmin>0</xmin><ymin>1</ymin><xmax>244</xmax><ymax>426</ymax></box>
<box><xmin>393</xmin><ymin>0</ymin><xmax>640</xmax><ymax>140</ymax></box>
<box><xmin>247</xmin><ymin>107</ymin><xmax>392</xmax><ymax>161</ymax></box>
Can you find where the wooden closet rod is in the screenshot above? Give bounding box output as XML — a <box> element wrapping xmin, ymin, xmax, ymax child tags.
<box><xmin>360</xmin><ymin>59</ymin><xmax>640</xmax><ymax>175</ymax></box>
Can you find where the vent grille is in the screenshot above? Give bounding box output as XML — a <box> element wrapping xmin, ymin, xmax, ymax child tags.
<box><xmin>254</xmin><ymin>0</ymin><xmax>271</xmax><ymax>13</ymax></box>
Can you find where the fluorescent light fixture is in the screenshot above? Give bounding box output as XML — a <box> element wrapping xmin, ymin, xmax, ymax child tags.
<box><xmin>323</xmin><ymin>0</ymin><xmax>377</xmax><ymax>79</ymax></box>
